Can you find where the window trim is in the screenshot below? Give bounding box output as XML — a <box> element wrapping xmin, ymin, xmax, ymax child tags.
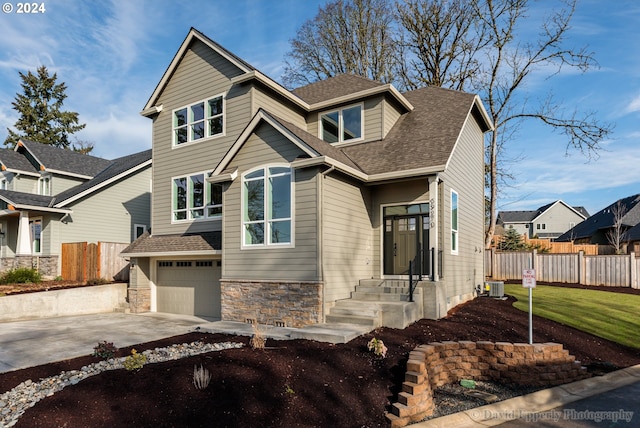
<box><xmin>30</xmin><ymin>217</ymin><xmax>43</xmax><ymax>255</ymax></box>
<box><xmin>241</xmin><ymin>164</ymin><xmax>294</xmax><ymax>249</ymax></box>
<box><xmin>318</xmin><ymin>102</ymin><xmax>364</xmax><ymax>145</ymax></box>
<box><xmin>172</xmin><ymin>94</ymin><xmax>226</xmax><ymax>147</ymax></box>
<box><xmin>451</xmin><ymin>190</ymin><xmax>458</xmax><ymax>255</ymax></box>
<box><xmin>171</xmin><ymin>171</ymin><xmax>223</xmax><ymax>223</ymax></box>
<box><xmin>37</xmin><ymin>174</ymin><xmax>52</xmax><ymax>196</ymax></box>
<box><xmin>134</xmin><ymin>224</ymin><xmax>147</xmax><ymax>239</ymax></box>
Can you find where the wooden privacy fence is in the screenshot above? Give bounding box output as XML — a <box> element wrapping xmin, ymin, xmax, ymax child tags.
<box><xmin>491</xmin><ymin>235</ymin><xmax>599</xmax><ymax>255</ymax></box>
<box><xmin>61</xmin><ymin>242</ymin><xmax>130</xmax><ymax>283</ymax></box>
<box><xmin>486</xmin><ymin>249</ymin><xmax>640</xmax><ymax>288</ymax></box>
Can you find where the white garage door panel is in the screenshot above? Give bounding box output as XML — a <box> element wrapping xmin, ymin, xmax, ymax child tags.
<box><xmin>156</xmin><ymin>261</ymin><xmax>221</xmax><ymax>318</ymax></box>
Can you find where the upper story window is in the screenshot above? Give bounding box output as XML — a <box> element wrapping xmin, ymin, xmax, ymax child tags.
<box><xmin>173</xmin><ymin>95</ymin><xmax>224</xmax><ymax>146</ymax></box>
<box><xmin>172</xmin><ymin>172</ymin><xmax>223</xmax><ymax>222</ymax></box>
<box><xmin>242</xmin><ymin>165</ymin><xmax>292</xmax><ymax>247</ymax></box>
<box><xmin>319</xmin><ymin>104</ymin><xmax>363</xmax><ymax>144</ymax></box>
<box><xmin>38</xmin><ymin>175</ymin><xmax>51</xmax><ymax>196</ymax></box>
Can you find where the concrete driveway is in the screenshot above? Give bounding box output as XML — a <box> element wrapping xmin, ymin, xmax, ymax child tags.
<box><xmin>0</xmin><ymin>312</ymin><xmax>208</xmax><ymax>373</ymax></box>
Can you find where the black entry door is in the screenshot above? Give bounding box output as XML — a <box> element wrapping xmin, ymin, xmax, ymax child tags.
<box><xmin>384</xmin><ymin>215</ymin><xmax>430</xmax><ymax>275</ymax></box>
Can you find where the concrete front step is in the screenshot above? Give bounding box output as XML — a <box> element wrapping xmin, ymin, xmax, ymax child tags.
<box><xmin>350</xmin><ymin>291</ymin><xmax>421</xmax><ymax>302</ymax></box>
<box><xmin>325</xmin><ymin>314</ymin><xmax>378</xmax><ymax>326</ymax></box>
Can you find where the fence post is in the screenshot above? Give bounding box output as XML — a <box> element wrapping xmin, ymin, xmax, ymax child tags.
<box><xmin>531</xmin><ymin>249</ymin><xmax>537</xmax><ymax>274</ymax></box>
<box><xmin>630</xmin><ymin>252</ymin><xmax>636</xmax><ymax>289</ymax></box>
<box><xmin>578</xmin><ymin>251</ymin><xmax>584</xmax><ymax>285</ymax></box>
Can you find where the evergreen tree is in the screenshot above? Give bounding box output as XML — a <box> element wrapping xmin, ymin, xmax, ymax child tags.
<box><xmin>4</xmin><ymin>65</ymin><xmax>86</xmax><ymax>148</ymax></box>
<box><xmin>498</xmin><ymin>227</ymin><xmax>527</xmax><ymax>251</ymax></box>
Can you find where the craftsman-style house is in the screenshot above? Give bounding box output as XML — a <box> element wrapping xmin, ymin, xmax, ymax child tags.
<box><xmin>122</xmin><ymin>28</ymin><xmax>492</xmax><ymax>328</ymax></box>
<box><xmin>0</xmin><ymin>139</ymin><xmax>151</xmax><ymax>277</ymax></box>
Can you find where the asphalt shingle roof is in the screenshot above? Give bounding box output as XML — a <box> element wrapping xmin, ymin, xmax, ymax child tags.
<box><xmin>342</xmin><ymin>86</ymin><xmax>477</xmax><ymax>175</ymax></box>
<box><xmin>121</xmin><ymin>231</ymin><xmax>222</xmax><ymax>255</ymax></box>
<box><xmin>18</xmin><ymin>139</ymin><xmax>112</xmax><ymax>177</ymax></box>
<box><xmin>0</xmin><ymin>189</ymin><xmax>55</xmax><ymax>208</ymax></box>
<box><xmin>556</xmin><ymin>194</ymin><xmax>640</xmax><ymax>241</ymax></box>
<box><xmin>54</xmin><ymin>149</ymin><xmax>152</xmax><ymax>205</ymax></box>
<box><xmin>0</xmin><ymin>148</ymin><xmax>37</xmax><ymax>172</ymax></box>
<box><xmin>292</xmin><ymin>74</ymin><xmax>386</xmax><ymax>105</ymax></box>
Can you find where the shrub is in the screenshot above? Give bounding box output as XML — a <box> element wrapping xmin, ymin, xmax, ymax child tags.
<box><xmin>193</xmin><ymin>364</ymin><xmax>212</xmax><ymax>390</ymax></box>
<box><xmin>54</xmin><ymin>276</ymin><xmax>64</xmax><ymax>281</ymax></box>
<box><xmin>123</xmin><ymin>349</ymin><xmax>147</xmax><ymax>371</ymax></box>
<box><xmin>367</xmin><ymin>338</ymin><xmax>388</xmax><ymax>358</ymax></box>
<box><xmin>249</xmin><ymin>323</ymin><xmax>267</xmax><ymax>350</ymax></box>
<box><xmin>93</xmin><ymin>341</ymin><xmax>118</xmax><ymax>359</ymax></box>
<box><xmin>0</xmin><ymin>268</ymin><xmax>42</xmax><ymax>284</ymax></box>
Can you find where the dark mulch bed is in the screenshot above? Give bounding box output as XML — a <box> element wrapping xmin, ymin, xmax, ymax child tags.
<box><xmin>1</xmin><ymin>286</ymin><xmax>639</xmax><ymax>427</ymax></box>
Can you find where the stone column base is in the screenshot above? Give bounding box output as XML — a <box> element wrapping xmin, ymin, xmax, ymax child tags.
<box><xmin>128</xmin><ymin>287</ymin><xmax>151</xmax><ymax>313</ymax></box>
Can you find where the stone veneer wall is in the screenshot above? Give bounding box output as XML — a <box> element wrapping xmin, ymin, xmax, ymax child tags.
<box><xmin>0</xmin><ymin>256</ymin><xmax>58</xmax><ymax>277</ymax></box>
<box><xmin>220</xmin><ymin>279</ymin><xmax>322</xmax><ymax>328</ymax></box>
<box><xmin>388</xmin><ymin>341</ymin><xmax>591</xmax><ymax>428</ymax></box>
<box><xmin>127</xmin><ymin>287</ymin><xmax>151</xmax><ymax>313</ymax></box>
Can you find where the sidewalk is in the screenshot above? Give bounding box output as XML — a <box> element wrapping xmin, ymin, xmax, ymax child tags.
<box><xmin>413</xmin><ymin>365</ymin><xmax>640</xmax><ymax>427</ymax></box>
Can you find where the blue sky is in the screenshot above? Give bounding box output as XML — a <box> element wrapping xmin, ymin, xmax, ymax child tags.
<box><xmin>0</xmin><ymin>0</ymin><xmax>638</xmax><ymax>216</ymax></box>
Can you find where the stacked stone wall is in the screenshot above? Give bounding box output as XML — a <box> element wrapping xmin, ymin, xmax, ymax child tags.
<box><xmin>388</xmin><ymin>341</ymin><xmax>590</xmax><ymax>427</ymax></box>
<box><xmin>0</xmin><ymin>256</ymin><xmax>58</xmax><ymax>277</ymax></box>
<box><xmin>220</xmin><ymin>279</ymin><xmax>322</xmax><ymax>327</ymax></box>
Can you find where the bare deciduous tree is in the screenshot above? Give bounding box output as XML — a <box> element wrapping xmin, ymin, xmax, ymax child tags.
<box><xmin>396</xmin><ymin>0</ymin><xmax>490</xmax><ymax>91</ymax></box>
<box><xmin>282</xmin><ymin>0</ymin><xmax>398</xmax><ymax>89</ymax></box>
<box><xmin>479</xmin><ymin>0</ymin><xmax>613</xmax><ymax>248</ymax></box>
<box><xmin>606</xmin><ymin>201</ymin><xmax>627</xmax><ymax>254</ymax></box>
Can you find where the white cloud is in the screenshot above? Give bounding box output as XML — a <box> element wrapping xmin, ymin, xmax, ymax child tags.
<box><xmin>624</xmin><ymin>93</ymin><xmax>640</xmax><ymax>114</ymax></box>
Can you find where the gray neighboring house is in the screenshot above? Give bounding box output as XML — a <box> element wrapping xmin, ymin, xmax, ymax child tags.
<box><xmin>557</xmin><ymin>194</ymin><xmax>640</xmax><ymax>251</ymax></box>
<box><xmin>122</xmin><ymin>28</ymin><xmax>492</xmax><ymax>327</ymax></box>
<box><xmin>0</xmin><ymin>139</ymin><xmax>151</xmax><ymax>276</ymax></box>
<box><xmin>497</xmin><ymin>200</ymin><xmax>589</xmax><ymax>239</ymax></box>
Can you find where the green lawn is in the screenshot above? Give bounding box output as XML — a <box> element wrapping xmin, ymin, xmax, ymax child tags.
<box><xmin>504</xmin><ymin>283</ymin><xmax>640</xmax><ymax>349</ymax></box>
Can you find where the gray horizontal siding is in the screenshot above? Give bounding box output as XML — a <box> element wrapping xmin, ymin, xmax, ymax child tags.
<box><xmin>150</xmin><ymin>39</ymin><xmax>252</xmax><ymax>236</ymax></box>
<box><xmin>223</xmin><ymin>123</ymin><xmax>319</xmax><ymax>281</ymax></box>
<box><xmin>322</xmin><ymin>172</ymin><xmax>374</xmax><ymax>307</ymax></box>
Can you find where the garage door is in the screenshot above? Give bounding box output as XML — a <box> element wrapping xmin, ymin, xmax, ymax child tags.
<box><xmin>156</xmin><ymin>260</ymin><xmax>221</xmax><ymax>318</ymax></box>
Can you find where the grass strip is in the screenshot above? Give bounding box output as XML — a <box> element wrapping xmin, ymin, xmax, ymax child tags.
<box><xmin>504</xmin><ymin>283</ymin><xmax>640</xmax><ymax>349</ymax></box>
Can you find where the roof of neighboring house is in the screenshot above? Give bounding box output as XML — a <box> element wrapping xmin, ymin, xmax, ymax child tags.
<box><xmin>17</xmin><ymin>139</ymin><xmax>112</xmax><ymax>178</ymax></box>
<box><xmin>0</xmin><ymin>189</ymin><xmax>55</xmax><ymax>208</ymax></box>
<box><xmin>121</xmin><ymin>231</ymin><xmax>222</xmax><ymax>256</ymax></box>
<box><xmin>0</xmin><ymin>147</ymin><xmax>150</xmax><ymax>214</ymax></box>
<box><xmin>556</xmin><ymin>194</ymin><xmax>640</xmax><ymax>241</ymax></box>
<box><xmin>0</xmin><ymin>148</ymin><xmax>38</xmax><ymax>174</ymax></box>
<box><xmin>53</xmin><ymin>149</ymin><xmax>152</xmax><ymax>207</ymax></box>
<box><xmin>498</xmin><ymin>200</ymin><xmax>589</xmax><ymax>225</ymax></box>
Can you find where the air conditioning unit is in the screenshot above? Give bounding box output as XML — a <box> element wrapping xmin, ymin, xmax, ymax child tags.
<box><xmin>484</xmin><ymin>281</ymin><xmax>504</xmax><ymax>298</ymax></box>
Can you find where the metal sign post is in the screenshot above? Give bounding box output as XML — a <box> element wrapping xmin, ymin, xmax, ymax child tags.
<box><xmin>522</xmin><ymin>268</ymin><xmax>536</xmax><ymax>344</ymax></box>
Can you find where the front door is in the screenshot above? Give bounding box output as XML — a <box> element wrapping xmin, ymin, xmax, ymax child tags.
<box><xmin>383</xmin><ymin>204</ymin><xmax>430</xmax><ymax>276</ymax></box>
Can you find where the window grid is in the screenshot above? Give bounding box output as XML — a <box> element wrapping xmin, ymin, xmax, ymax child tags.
<box><xmin>173</xmin><ymin>95</ymin><xmax>224</xmax><ymax>146</ymax></box>
<box><xmin>451</xmin><ymin>190</ymin><xmax>458</xmax><ymax>254</ymax></box>
<box><xmin>172</xmin><ymin>172</ymin><xmax>223</xmax><ymax>222</ymax></box>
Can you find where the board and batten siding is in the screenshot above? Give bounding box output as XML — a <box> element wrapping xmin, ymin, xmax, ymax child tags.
<box><xmin>321</xmin><ymin>172</ymin><xmax>374</xmax><ymax>306</ymax></box>
<box><xmin>371</xmin><ymin>180</ymin><xmax>431</xmax><ymax>277</ymax></box>
<box><xmin>222</xmin><ymin>123</ymin><xmax>319</xmax><ymax>281</ymax></box>
<box><xmin>439</xmin><ymin>115</ymin><xmax>485</xmax><ymax>301</ymax></box>
<box><xmin>150</xmin><ymin>39</ymin><xmax>252</xmax><ymax>236</ymax></box>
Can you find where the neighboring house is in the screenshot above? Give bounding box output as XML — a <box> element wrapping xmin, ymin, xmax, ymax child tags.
<box><xmin>497</xmin><ymin>200</ymin><xmax>589</xmax><ymax>239</ymax></box>
<box><xmin>0</xmin><ymin>139</ymin><xmax>151</xmax><ymax>276</ymax></box>
<box><xmin>557</xmin><ymin>194</ymin><xmax>640</xmax><ymax>251</ymax></box>
<box><xmin>122</xmin><ymin>28</ymin><xmax>492</xmax><ymax>327</ymax></box>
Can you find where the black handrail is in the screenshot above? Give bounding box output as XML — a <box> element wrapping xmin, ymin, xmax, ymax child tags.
<box><xmin>408</xmin><ymin>246</ymin><xmax>423</xmax><ymax>302</ymax></box>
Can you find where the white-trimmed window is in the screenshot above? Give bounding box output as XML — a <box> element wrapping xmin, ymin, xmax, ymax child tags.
<box><xmin>38</xmin><ymin>175</ymin><xmax>51</xmax><ymax>195</ymax></box>
<box><xmin>173</xmin><ymin>95</ymin><xmax>224</xmax><ymax>146</ymax></box>
<box><xmin>451</xmin><ymin>190</ymin><xmax>458</xmax><ymax>254</ymax></box>
<box><xmin>134</xmin><ymin>224</ymin><xmax>147</xmax><ymax>239</ymax></box>
<box><xmin>242</xmin><ymin>165</ymin><xmax>292</xmax><ymax>247</ymax></box>
<box><xmin>319</xmin><ymin>103</ymin><xmax>363</xmax><ymax>144</ymax></box>
<box><xmin>172</xmin><ymin>172</ymin><xmax>223</xmax><ymax>222</ymax></box>
<box><xmin>30</xmin><ymin>217</ymin><xmax>43</xmax><ymax>254</ymax></box>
